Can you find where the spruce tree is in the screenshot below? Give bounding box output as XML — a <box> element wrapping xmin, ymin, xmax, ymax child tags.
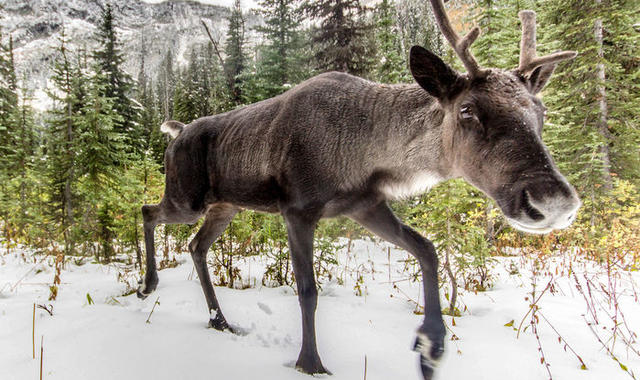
<box><xmin>0</xmin><ymin>28</ymin><xmax>18</xmax><ymax>165</ymax></box>
<box><xmin>45</xmin><ymin>27</ymin><xmax>87</xmax><ymax>254</ymax></box>
<box><xmin>224</xmin><ymin>0</ymin><xmax>247</xmax><ymax>103</ymax></box>
<box><xmin>373</xmin><ymin>0</ymin><xmax>409</xmax><ymax>83</ymax></box>
<box><xmin>471</xmin><ymin>0</ymin><xmax>530</xmax><ymax>69</ymax></box>
<box><xmin>173</xmin><ymin>47</ymin><xmax>216</xmax><ymax>123</ymax></box>
<box><xmin>0</xmin><ymin>28</ymin><xmax>20</xmax><ymax>244</ymax></box>
<box><xmin>250</xmin><ymin>0</ymin><xmax>308</xmax><ymax>98</ymax></box>
<box><xmin>539</xmin><ymin>0</ymin><xmax>640</xmax><ymax>225</ymax></box>
<box><xmin>136</xmin><ymin>36</ymin><xmax>165</xmax><ymax>165</ymax></box>
<box><xmin>92</xmin><ymin>4</ymin><xmax>141</xmax><ymax>155</ymax></box>
<box><xmin>156</xmin><ymin>49</ymin><xmax>176</xmax><ymax>120</ymax></box>
<box><xmin>305</xmin><ymin>0</ymin><xmax>374</xmax><ymax>75</ymax></box>
<box><xmin>75</xmin><ymin>74</ymin><xmax>126</xmax><ymax>260</ymax></box>
<box><xmin>395</xmin><ymin>0</ymin><xmax>443</xmax><ymax>57</ymax></box>
<box><xmin>11</xmin><ymin>76</ymin><xmax>38</xmax><ymax>240</ymax></box>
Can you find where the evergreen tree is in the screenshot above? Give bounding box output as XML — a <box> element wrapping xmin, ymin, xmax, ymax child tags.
<box><xmin>373</xmin><ymin>0</ymin><xmax>409</xmax><ymax>83</ymax></box>
<box><xmin>305</xmin><ymin>0</ymin><xmax>374</xmax><ymax>75</ymax></box>
<box><xmin>201</xmin><ymin>43</ymin><xmax>233</xmax><ymax>113</ymax></box>
<box><xmin>45</xmin><ymin>28</ymin><xmax>88</xmax><ymax>254</ymax></box>
<box><xmin>248</xmin><ymin>0</ymin><xmax>308</xmax><ymax>99</ymax></box>
<box><xmin>11</xmin><ymin>76</ymin><xmax>38</xmax><ymax>240</ymax></box>
<box><xmin>224</xmin><ymin>0</ymin><xmax>248</xmax><ymax>103</ymax></box>
<box><xmin>92</xmin><ymin>4</ymin><xmax>141</xmax><ymax>155</ymax></box>
<box><xmin>0</xmin><ymin>29</ymin><xmax>18</xmax><ymax>166</ymax></box>
<box><xmin>75</xmin><ymin>74</ymin><xmax>126</xmax><ymax>260</ymax></box>
<box><xmin>136</xmin><ymin>36</ymin><xmax>165</xmax><ymax>165</ymax></box>
<box><xmin>173</xmin><ymin>47</ymin><xmax>216</xmax><ymax>123</ymax></box>
<box><xmin>0</xmin><ymin>29</ymin><xmax>20</xmax><ymax>244</ymax></box>
<box><xmin>471</xmin><ymin>0</ymin><xmax>527</xmax><ymax>69</ymax></box>
<box><xmin>395</xmin><ymin>0</ymin><xmax>443</xmax><ymax>57</ymax></box>
<box><xmin>539</xmin><ymin>0</ymin><xmax>640</xmax><ymax>224</ymax></box>
<box><xmin>156</xmin><ymin>49</ymin><xmax>176</xmax><ymax>120</ymax></box>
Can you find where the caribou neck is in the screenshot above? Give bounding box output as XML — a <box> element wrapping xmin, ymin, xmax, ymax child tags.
<box><xmin>369</xmin><ymin>83</ymin><xmax>454</xmax><ymax>194</ymax></box>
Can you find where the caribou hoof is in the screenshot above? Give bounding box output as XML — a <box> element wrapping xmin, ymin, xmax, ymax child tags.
<box><xmin>136</xmin><ymin>276</ymin><xmax>158</xmax><ymax>300</ymax></box>
<box><xmin>295</xmin><ymin>353</ymin><xmax>331</xmax><ymax>375</ymax></box>
<box><xmin>208</xmin><ymin>310</ymin><xmax>234</xmax><ymax>333</ymax></box>
<box><xmin>413</xmin><ymin>332</ymin><xmax>445</xmax><ymax>380</ymax></box>
<box><xmin>136</xmin><ymin>288</ymin><xmax>149</xmax><ymax>300</ymax></box>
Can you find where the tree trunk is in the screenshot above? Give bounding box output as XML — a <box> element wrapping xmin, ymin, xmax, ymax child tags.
<box><xmin>63</xmin><ymin>50</ymin><xmax>75</xmax><ymax>255</ymax></box>
<box><xmin>594</xmin><ymin>0</ymin><xmax>613</xmax><ymax>191</ymax></box>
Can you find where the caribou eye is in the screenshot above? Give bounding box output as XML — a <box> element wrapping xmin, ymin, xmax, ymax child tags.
<box><xmin>460</xmin><ymin>106</ymin><xmax>475</xmax><ymax>120</ymax></box>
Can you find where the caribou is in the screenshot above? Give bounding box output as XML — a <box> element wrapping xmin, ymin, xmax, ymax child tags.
<box><xmin>136</xmin><ymin>1</ymin><xmax>580</xmax><ymax>378</ymax></box>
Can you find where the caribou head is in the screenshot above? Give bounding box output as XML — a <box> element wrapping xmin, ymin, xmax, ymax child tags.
<box><xmin>412</xmin><ymin>1</ymin><xmax>580</xmax><ymax>234</ymax></box>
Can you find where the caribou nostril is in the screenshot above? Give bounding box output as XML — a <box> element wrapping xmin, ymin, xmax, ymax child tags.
<box><xmin>567</xmin><ymin>212</ymin><xmax>575</xmax><ymax>221</ymax></box>
<box><xmin>522</xmin><ymin>190</ymin><xmax>545</xmax><ymax>221</ymax></box>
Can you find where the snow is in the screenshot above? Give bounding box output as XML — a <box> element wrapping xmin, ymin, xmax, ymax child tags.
<box><xmin>1</xmin><ymin>240</ymin><xmax>639</xmax><ymax>380</ymax></box>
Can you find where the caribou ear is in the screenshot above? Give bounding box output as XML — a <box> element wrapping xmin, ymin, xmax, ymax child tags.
<box><xmin>526</xmin><ymin>63</ymin><xmax>556</xmax><ymax>94</ymax></box>
<box><xmin>409</xmin><ymin>45</ymin><xmax>463</xmax><ymax>100</ymax></box>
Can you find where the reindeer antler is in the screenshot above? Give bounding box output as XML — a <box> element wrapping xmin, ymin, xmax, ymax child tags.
<box><xmin>429</xmin><ymin>0</ymin><xmax>487</xmax><ymax>78</ymax></box>
<box><xmin>517</xmin><ymin>11</ymin><xmax>577</xmax><ymax>75</ymax></box>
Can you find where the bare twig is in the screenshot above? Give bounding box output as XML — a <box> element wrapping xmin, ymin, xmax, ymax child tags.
<box><xmin>363</xmin><ymin>355</ymin><xmax>367</xmax><ymax>380</ymax></box>
<box><xmin>146</xmin><ymin>297</ymin><xmax>160</xmax><ymax>324</ymax></box>
<box><xmin>37</xmin><ymin>304</ymin><xmax>53</xmax><ymax>316</ymax></box>
<box><xmin>9</xmin><ymin>256</ymin><xmax>48</xmax><ymax>292</ymax></box>
<box><xmin>32</xmin><ymin>303</ymin><xmax>35</xmax><ymax>359</ymax></box>
<box><xmin>583</xmin><ymin>315</ymin><xmax>637</xmax><ymax>379</ymax></box>
<box><xmin>39</xmin><ymin>335</ymin><xmax>43</xmax><ymax>380</ymax></box>
<box><xmin>532</xmin><ymin>316</ymin><xmax>553</xmax><ymax>380</ymax></box>
<box><xmin>539</xmin><ymin>312</ymin><xmax>587</xmax><ymax>370</ymax></box>
<box><xmin>517</xmin><ymin>278</ymin><xmax>553</xmax><ymax>338</ymax></box>
<box><xmin>392</xmin><ymin>283</ymin><xmax>423</xmax><ymax>314</ymax></box>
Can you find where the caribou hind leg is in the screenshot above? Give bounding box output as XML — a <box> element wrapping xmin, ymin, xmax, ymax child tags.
<box><xmin>188</xmin><ymin>203</ymin><xmax>238</xmax><ymax>332</ymax></box>
<box><xmin>283</xmin><ymin>209</ymin><xmax>330</xmax><ymax>375</ymax></box>
<box><xmin>349</xmin><ymin>201</ymin><xmax>445</xmax><ymax>380</ymax></box>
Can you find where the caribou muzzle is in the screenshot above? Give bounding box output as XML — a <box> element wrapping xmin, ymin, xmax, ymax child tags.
<box><xmin>501</xmin><ymin>173</ymin><xmax>581</xmax><ymax>234</ymax></box>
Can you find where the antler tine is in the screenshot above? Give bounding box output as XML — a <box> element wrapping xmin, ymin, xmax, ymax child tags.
<box><xmin>429</xmin><ymin>0</ymin><xmax>487</xmax><ymax>78</ymax></box>
<box><xmin>518</xmin><ymin>10</ymin><xmax>577</xmax><ymax>75</ymax></box>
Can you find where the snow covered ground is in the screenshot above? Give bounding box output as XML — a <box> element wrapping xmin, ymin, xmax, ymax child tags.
<box><xmin>1</xmin><ymin>240</ymin><xmax>639</xmax><ymax>380</ymax></box>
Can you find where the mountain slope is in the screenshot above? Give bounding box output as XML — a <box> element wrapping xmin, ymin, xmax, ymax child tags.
<box><xmin>0</xmin><ymin>0</ymin><xmax>260</xmax><ymax>109</ymax></box>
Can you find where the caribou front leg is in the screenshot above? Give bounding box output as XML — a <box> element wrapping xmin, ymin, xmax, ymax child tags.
<box><xmin>350</xmin><ymin>201</ymin><xmax>445</xmax><ymax>380</ymax></box>
<box><xmin>283</xmin><ymin>209</ymin><xmax>330</xmax><ymax>375</ymax></box>
<box><xmin>137</xmin><ymin>204</ymin><xmax>161</xmax><ymax>299</ymax></box>
<box><xmin>137</xmin><ymin>202</ymin><xmax>202</xmax><ymax>299</ymax></box>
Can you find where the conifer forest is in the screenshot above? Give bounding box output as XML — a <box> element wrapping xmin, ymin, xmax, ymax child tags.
<box><xmin>1</xmin><ymin>1</ymin><xmax>639</xmax><ymax>379</ymax></box>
